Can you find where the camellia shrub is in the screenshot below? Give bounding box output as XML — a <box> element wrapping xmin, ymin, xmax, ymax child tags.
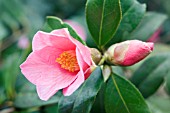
<box><xmin>1</xmin><ymin>0</ymin><xmax>170</xmax><ymax>113</ymax></box>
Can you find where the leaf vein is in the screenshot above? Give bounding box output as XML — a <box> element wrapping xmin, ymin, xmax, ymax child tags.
<box><xmin>111</xmin><ymin>75</ymin><xmax>130</xmax><ymax>113</ymax></box>
<box><xmin>98</xmin><ymin>0</ymin><xmax>106</xmax><ymax>46</ymax></box>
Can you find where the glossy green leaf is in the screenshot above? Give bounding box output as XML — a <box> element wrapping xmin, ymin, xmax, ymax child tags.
<box><xmin>86</xmin><ymin>0</ymin><xmax>122</xmax><ymax>47</ymax></box>
<box><xmin>72</xmin><ymin>68</ymin><xmax>103</xmax><ymax>113</ymax></box>
<box><xmin>45</xmin><ymin>16</ymin><xmax>86</xmax><ymax>45</ymax></box>
<box><xmin>130</xmin><ymin>53</ymin><xmax>170</xmax><ymax>98</ymax></box>
<box><xmin>14</xmin><ymin>82</ymin><xmax>62</xmax><ymax>108</ymax></box>
<box><xmin>105</xmin><ymin>73</ymin><xmax>151</xmax><ymax>113</ymax></box>
<box><xmin>91</xmin><ymin>84</ymin><xmax>106</xmax><ymax>113</ymax></box>
<box><xmin>58</xmin><ymin>67</ymin><xmax>103</xmax><ymax>113</ymax></box>
<box><xmin>107</xmin><ymin>0</ymin><xmax>146</xmax><ymax>46</ymax></box>
<box><xmin>44</xmin><ymin>103</ymin><xmax>59</xmax><ymax>113</ymax></box>
<box><xmin>127</xmin><ymin>12</ymin><xmax>167</xmax><ymax>41</ymax></box>
<box><xmin>58</xmin><ymin>91</ymin><xmax>79</xmax><ymax>113</ymax></box>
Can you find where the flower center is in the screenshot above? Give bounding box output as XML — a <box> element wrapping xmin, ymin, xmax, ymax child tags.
<box><xmin>56</xmin><ymin>50</ymin><xmax>80</xmax><ymax>72</ymax></box>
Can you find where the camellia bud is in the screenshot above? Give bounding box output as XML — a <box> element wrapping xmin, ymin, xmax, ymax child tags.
<box><xmin>90</xmin><ymin>48</ymin><xmax>102</xmax><ymax>65</ymax></box>
<box><xmin>104</xmin><ymin>40</ymin><xmax>154</xmax><ymax>66</ymax></box>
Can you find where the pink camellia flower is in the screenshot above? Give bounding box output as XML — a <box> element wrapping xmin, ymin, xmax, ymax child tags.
<box><xmin>105</xmin><ymin>40</ymin><xmax>154</xmax><ymax>66</ymax></box>
<box><xmin>20</xmin><ymin>28</ymin><xmax>94</xmax><ymax>101</ymax></box>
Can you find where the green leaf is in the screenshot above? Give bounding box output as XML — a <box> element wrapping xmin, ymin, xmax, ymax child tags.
<box><xmin>153</xmin><ymin>44</ymin><xmax>170</xmax><ymax>55</ymax></box>
<box><xmin>72</xmin><ymin>68</ymin><xmax>103</xmax><ymax>113</ymax></box>
<box><xmin>165</xmin><ymin>71</ymin><xmax>170</xmax><ymax>94</ymax></box>
<box><xmin>112</xmin><ymin>66</ymin><xmax>124</xmax><ymax>76</ymax></box>
<box><xmin>58</xmin><ymin>91</ymin><xmax>79</xmax><ymax>113</ymax></box>
<box><xmin>107</xmin><ymin>0</ymin><xmax>146</xmax><ymax>46</ymax></box>
<box><xmin>2</xmin><ymin>53</ymin><xmax>20</xmax><ymax>99</ymax></box>
<box><xmin>1</xmin><ymin>13</ymin><xmax>20</xmax><ymax>31</ymax></box>
<box><xmin>2</xmin><ymin>0</ymin><xmax>26</xmax><ymax>23</ymax></box>
<box><xmin>0</xmin><ymin>88</ymin><xmax>6</xmax><ymax>104</ymax></box>
<box><xmin>14</xmin><ymin>82</ymin><xmax>62</xmax><ymax>108</ymax></box>
<box><xmin>127</xmin><ymin>12</ymin><xmax>167</xmax><ymax>41</ymax></box>
<box><xmin>58</xmin><ymin>67</ymin><xmax>103</xmax><ymax>113</ymax></box>
<box><xmin>147</xmin><ymin>96</ymin><xmax>170</xmax><ymax>113</ymax></box>
<box><xmin>44</xmin><ymin>103</ymin><xmax>59</xmax><ymax>113</ymax></box>
<box><xmin>86</xmin><ymin>0</ymin><xmax>122</xmax><ymax>47</ymax></box>
<box><xmin>91</xmin><ymin>84</ymin><xmax>106</xmax><ymax>113</ymax></box>
<box><xmin>105</xmin><ymin>73</ymin><xmax>151</xmax><ymax>113</ymax></box>
<box><xmin>130</xmin><ymin>53</ymin><xmax>170</xmax><ymax>98</ymax></box>
<box><xmin>43</xmin><ymin>16</ymin><xmax>86</xmax><ymax>45</ymax></box>
<box><xmin>0</xmin><ymin>21</ymin><xmax>9</xmax><ymax>40</ymax></box>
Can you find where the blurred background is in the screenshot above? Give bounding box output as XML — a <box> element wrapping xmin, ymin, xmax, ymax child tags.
<box><xmin>0</xmin><ymin>0</ymin><xmax>170</xmax><ymax>113</ymax></box>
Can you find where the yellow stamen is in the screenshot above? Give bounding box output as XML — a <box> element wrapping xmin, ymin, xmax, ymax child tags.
<box><xmin>56</xmin><ymin>50</ymin><xmax>80</xmax><ymax>72</ymax></box>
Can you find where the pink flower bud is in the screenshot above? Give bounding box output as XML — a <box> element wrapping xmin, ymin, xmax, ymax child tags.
<box><xmin>105</xmin><ymin>40</ymin><xmax>154</xmax><ymax>66</ymax></box>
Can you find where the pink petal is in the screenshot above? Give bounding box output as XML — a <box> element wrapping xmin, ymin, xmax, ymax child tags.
<box><xmin>62</xmin><ymin>48</ymin><xmax>88</xmax><ymax>96</ymax></box>
<box><xmin>51</xmin><ymin>28</ymin><xmax>70</xmax><ymax>37</ymax></box>
<box><xmin>147</xmin><ymin>42</ymin><xmax>154</xmax><ymax>51</ymax></box>
<box><xmin>84</xmin><ymin>68</ymin><xmax>91</xmax><ymax>79</ymax></box>
<box><xmin>63</xmin><ymin>71</ymin><xmax>84</xmax><ymax>96</ymax></box>
<box><xmin>20</xmin><ymin>46</ymin><xmax>78</xmax><ymax>89</ymax></box>
<box><xmin>68</xmin><ymin>35</ymin><xmax>92</xmax><ymax>66</ymax></box>
<box><xmin>37</xmin><ymin>85</ymin><xmax>58</xmax><ymax>101</ymax></box>
<box><xmin>33</xmin><ymin>28</ymin><xmax>92</xmax><ymax>66</ymax></box>
<box><xmin>76</xmin><ymin>48</ymin><xmax>89</xmax><ymax>72</ymax></box>
<box><xmin>32</xmin><ymin>30</ymin><xmax>75</xmax><ymax>51</ymax></box>
<box><xmin>122</xmin><ymin>40</ymin><xmax>153</xmax><ymax>65</ymax></box>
